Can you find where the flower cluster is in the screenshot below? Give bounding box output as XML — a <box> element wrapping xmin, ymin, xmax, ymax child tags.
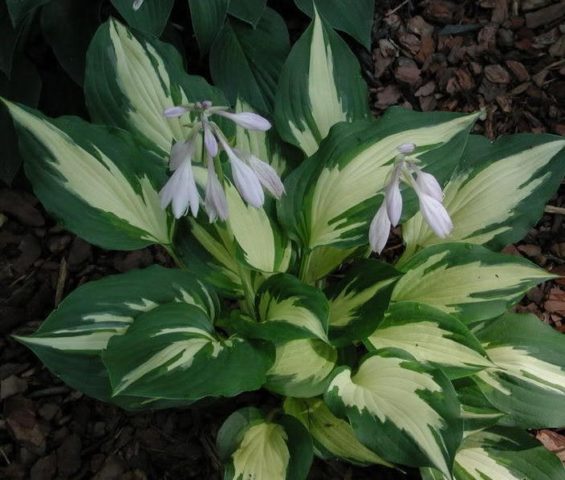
<box><xmin>369</xmin><ymin>143</ymin><xmax>453</xmax><ymax>253</ymax></box>
<box><xmin>159</xmin><ymin>101</ymin><xmax>284</xmax><ymax>221</ymax></box>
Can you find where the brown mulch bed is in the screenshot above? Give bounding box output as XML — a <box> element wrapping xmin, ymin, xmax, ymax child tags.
<box><xmin>2</xmin><ymin>1</ymin><xmax>565</xmax><ymax>479</ymax></box>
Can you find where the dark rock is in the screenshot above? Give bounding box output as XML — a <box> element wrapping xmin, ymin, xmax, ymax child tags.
<box><xmin>56</xmin><ymin>433</ymin><xmax>82</xmax><ymax>477</ymax></box>
<box><xmin>30</xmin><ymin>454</ymin><xmax>57</xmax><ymax>480</ymax></box>
<box><xmin>0</xmin><ymin>190</ymin><xmax>44</xmax><ymax>227</ymax></box>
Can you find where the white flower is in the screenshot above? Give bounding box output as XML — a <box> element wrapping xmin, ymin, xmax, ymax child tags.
<box><xmin>416</xmin><ymin>171</ymin><xmax>443</xmax><ymax>202</ymax></box>
<box><xmin>159</xmin><ymin>141</ymin><xmax>200</xmax><ymax>218</ymax></box>
<box><xmin>397</xmin><ymin>143</ymin><xmax>416</xmax><ymax>154</ymax></box>
<box><xmin>215</xmin><ymin>111</ymin><xmax>271</xmax><ymax>131</ymax></box>
<box><xmin>133</xmin><ymin>0</ymin><xmax>144</xmax><ymax>10</ymax></box>
<box><xmin>203</xmin><ymin>121</ymin><xmax>218</xmax><ymax>158</ymax></box>
<box><xmin>369</xmin><ymin>203</ymin><xmax>391</xmax><ymax>254</ymax></box>
<box><xmin>418</xmin><ymin>192</ymin><xmax>453</xmax><ymax>237</ymax></box>
<box><xmin>204</xmin><ymin>159</ymin><xmax>228</xmax><ymax>222</ymax></box>
<box><xmin>163</xmin><ymin>106</ymin><xmax>190</xmax><ymax>118</ymax></box>
<box><xmin>236</xmin><ymin>150</ymin><xmax>285</xmax><ymax>199</ymax></box>
<box><xmin>385</xmin><ymin>178</ymin><xmax>402</xmax><ymax>227</ymax></box>
<box><xmin>230</xmin><ymin>154</ymin><xmax>265</xmax><ymax>207</ymax></box>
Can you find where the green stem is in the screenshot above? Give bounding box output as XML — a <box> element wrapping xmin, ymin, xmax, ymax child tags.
<box><xmin>298</xmin><ymin>250</ymin><xmax>312</xmax><ymax>284</ymax></box>
<box><xmin>165</xmin><ymin>244</ymin><xmax>186</xmax><ymax>269</ymax></box>
<box><xmin>238</xmin><ymin>263</ymin><xmax>256</xmax><ymax>319</ymax></box>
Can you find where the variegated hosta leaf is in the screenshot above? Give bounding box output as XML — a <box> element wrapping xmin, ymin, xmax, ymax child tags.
<box><xmin>302</xmin><ymin>245</ymin><xmax>363</xmax><ymax>284</ymax></box>
<box><xmin>392</xmin><ymin>243</ymin><xmax>554</xmax><ymax>324</ymax></box>
<box><xmin>284</xmin><ymin>397</ymin><xmax>393</xmax><ymax>467</ymax></box>
<box><xmin>175</xmin><ymin>218</ymin><xmax>244</xmax><ymax>298</ymax></box>
<box><xmin>473</xmin><ymin>312</ymin><xmax>565</xmax><ymax>428</ymax></box>
<box><xmin>217</xmin><ymin>407</ymin><xmax>313</xmax><ymax>480</ymax></box>
<box><xmin>278</xmin><ymin>109</ymin><xmax>478</xmax><ymax>251</ymax></box>
<box><xmin>367</xmin><ymin>302</ymin><xmax>492</xmax><ymax>378</ymax></box>
<box><xmin>3</xmin><ymin>100</ymin><xmax>171</xmax><ymax>250</ymax></box>
<box><xmin>103</xmin><ymin>303</ymin><xmax>273</xmax><ymax>400</ymax></box>
<box><xmin>293</xmin><ymin>0</ymin><xmax>375</xmax><ymax>49</ymax></box>
<box><xmin>403</xmin><ymin>134</ymin><xmax>565</xmax><ymax>259</ymax></box>
<box><xmin>254</xmin><ymin>273</ymin><xmax>329</xmax><ymax>342</ymax></box>
<box><xmin>266</xmin><ymin>339</ymin><xmax>337</xmax><ymax>398</ymax></box>
<box><xmin>14</xmin><ymin>266</ymin><xmax>216</xmax><ymax>404</ymax></box>
<box><xmin>325</xmin><ymin>351</ymin><xmax>462</xmax><ymax>477</ymax></box>
<box><xmin>274</xmin><ymin>7</ymin><xmax>369</xmax><ymax>156</ymax></box>
<box><xmin>224</xmin><ymin>183</ymin><xmax>292</xmax><ymax>273</ymax></box>
<box><xmin>110</xmin><ymin>0</ymin><xmax>174</xmax><ymax>37</ymax></box>
<box><xmin>453</xmin><ymin>379</ymin><xmax>505</xmax><ymax>435</ymax></box>
<box><xmin>85</xmin><ymin>19</ymin><xmax>229</xmax><ymax>156</ymax></box>
<box><xmin>326</xmin><ymin>259</ymin><xmax>401</xmax><ymax>346</ymax></box>
<box><xmin>421</xmin><ymin>428</ymin><xmax>565</xmax><ymax>480</ymax></box>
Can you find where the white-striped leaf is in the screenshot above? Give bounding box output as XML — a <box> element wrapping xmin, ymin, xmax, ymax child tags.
<box><xmin>293</xmin><ymin>0</ymin><xmax>375</xmax><ymax>49</ymax></box>
<box><xmin>278</xmin><ymin>109</ymin><xmax>478</xmax><ymax>251</ymax></box>
<box><xmin>453</xmin><ymin>379</ymin><xmax>506</xmax><ymax>435</ymax></box>
<box><xmin>403</xmin><ymin>134</ymin><xmax>565</xmax><ymax>259</ymax></box>
<box><xmin>474</xmin><ymin>312</ymin><xmax>565</xmax><ymax>428</ymax></box>
<box><xmin>326</xmin><ymin>259</ymin><xmax>401</xmax><ymax>346</ymax></box>
<box><xmin>175</xmin><ymin>218</ymin><xmax>244</xmax><ymax>298</ymax></box>
<box><xmin>421</xmin><ymin>428</ymin><xmax>565</xmax><ymax>480</ymax></box>
<box><xmin>210</xmin><ymin>8</ymin><xmax>289</xmax><ymax>114</ymax></box>
<box><xmin>85</xmin><ymin>19</ymin><xmax>229</xmax><ymax>156</ymax></box>
<box><xmin>367</xmin><ymin>302</ymin><xmax>492</xmax><ymax>378</ymax></box>
<box><xmin>217</xmin><ymin>407</ymin><xmax>313</xmax><ymax>480</ymax></box>
<box><xmin>274</xmin><ymin>7</ymin><xmax>369</xmax><ymax>156</ymax></box>
<box><xmin>301</xmin><ymin>245</ymin><xmax>362</xmax><ymax>284</ymax></box>
<box><xmin>15</xmin><ymin>266</ymin><xmax>216</xmax><ymax>404</ymax></box>
<box><xmin>266</xmin><ymin>339</ymin><xmax>337</xmax><ymax>398</ymax></box>
<box><xmin>284</xmin><ymin>397</ymin><xmax>393</xmax><ymax>467</ymax></box>
<box><xmin>392</xmin><ymin>243</ymin><xmax>554</xmax><ymax>324</ymax></box>
<box><xmin>3</xmin><ymin>99</ymin><xmax>171</xmax><ymax>250</ymax></box>
<box><xmin>325</xmin><ymin>351</ymin><xmax>462</xmax><ymax>477</ymax></box>
<box><xmin>110</xmin><ymin>0</ymin><xmax>174</xmax><ymax>37</ymax></box>
<box><xmin>103</xmin><ymin>302</ymin><xmax>274</xmax><ymax>400</ymax></box>
<box><xmin>255</xmin><ymin>273</ymin><xmax>329</xmax><ymax>342</ymax></box>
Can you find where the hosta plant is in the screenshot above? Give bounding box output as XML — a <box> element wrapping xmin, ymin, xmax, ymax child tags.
<box><xmin>3</xmin><ymin>9</ymin><xmax>565</xmax><ymax>480</ymax></box>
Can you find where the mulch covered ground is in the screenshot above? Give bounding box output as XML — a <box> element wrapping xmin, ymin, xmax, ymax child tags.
<box><xmin>1</xmin><ymin>1</ymin><xmax>565</xmax><ymax>478</ymax></box>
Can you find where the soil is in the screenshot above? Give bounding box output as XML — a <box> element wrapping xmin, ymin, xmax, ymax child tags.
<box><xmin>1</xmin><ymin>1</ymin><xmax>565</xmax><ymax>479</ymax></box>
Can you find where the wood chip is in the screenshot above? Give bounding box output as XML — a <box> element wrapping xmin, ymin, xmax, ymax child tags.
<box><xmin>525</xmin><ymin>1</ymin><xmax>565</xmax><ymax>29</ymax></box>
<box><xmin>484</xmin><ymin>64</ymin><xmax>512</xmax><ymax>84</ymax></box>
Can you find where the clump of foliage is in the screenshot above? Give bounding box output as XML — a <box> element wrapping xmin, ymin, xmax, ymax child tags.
<box><xmin>3</xmin><ymin>1</ymin><xmax>565</xmax><ymax>479</ymax></box>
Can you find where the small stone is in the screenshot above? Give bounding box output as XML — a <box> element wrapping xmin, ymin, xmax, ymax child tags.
<box><xmin>30</xmin><ymin>454</ymin><xmax>57</xmax><ymax>480</ymax></box>
<box><xmin>56</xmin><ymin>433</ymin><xmax>82</xmax><ymax>477</ymax></box>
<box><xmin>394</xmin><ymin>57</ymin><xmax>421</xmax><ymax>85</ymax></box>
<box><xmin>46</xmin><ymin>235</ymin><xmax>71</xmax><ymax>254</ymax></box>
<box><xmin>0</xmin><ymin>190</ymin><xmax>44</xmax><ymax>227</ymax></box>
<box><xmin>484</xmin><ymin>65</ymin><xmax>511</xmax><ymax>84</ymax></box>
<box><xmin>1</xmin><ymin>375</ymin><xmax>28</xmax><ymax>400</ymax></box>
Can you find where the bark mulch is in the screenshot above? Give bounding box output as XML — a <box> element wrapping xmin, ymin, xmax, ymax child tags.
<box><xmin>1</xmin><ymin>1</ymin><xmax>565</xmax><ymax>479</ymax></box>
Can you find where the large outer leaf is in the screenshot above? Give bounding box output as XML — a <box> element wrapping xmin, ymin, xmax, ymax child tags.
<box><xmin>325</xmin><ymin>351</ymin><xmax>462</xmax><ymax>477</ymax></box>
<box><xmin>392</xmin><ymin>243</ymin><xmax>554</xmax><ymax>324</ymax></box>
<box><xmin>210</xmin><ymin>8</ymin><xmax>290</xmax><ymax>114</ymax></box>
<box><xmin>110</xmin><ymin>0</ymin><xmax>174</xmax><ymax>37</ymax></box>
<box><xmin>278</xmin><ymin>109</ymin><xmax>478</xmax><ymax>251</ymax></box>
<box><xmin>284</xmin><ymin>397</ymin><xmax>393</xmax><ymax>467</ymax></box>
<box><xmin>293</xmin><ymin>0</ymin><xmax>375</xmax><ymax>49</ymax></box>
<box><xmin>188</xmin><ymin>0</ymin><xmax>230</xmax><ymax>54</ymax></box>
<box><xmin>421</xmin><ymin>428</ymin><xmax>565</xmax><ymax>480</ymax></box>
<box><xmin>103</xmin><ymin>303</ymin><xmax>273</xmax><ymax>400</ymax></box>
<box><xmin>274</xmin><ymin>8</ymin><xmax>369</xmax><ymax>156</ymax></box>
<box><xmin>325</xmin><ymin>259</ymin><xmax>400</xmax><ymax>346</ymax></box>
<box><xmin>368</xmin><ymin>303</ymin><xmax>492</xmax><ymax>379</ymax></box>
<box><xmin>217</xmin><ymin>407</ymin><xmax>313</xmax><ymax>480</ymax></box>
<box><xmin>85</xmin><ymin>19</ymin><xmax>228</xmax><ymax>156</ymax></box>
<box><xmin>473</xmin><ymin>312</ymin><xmax>565</xmax><ymax>428</ymax></box>
<box><xmin>3</xmin><ymin>100</ymin><xmax>171</xmax><ymax>250</ymax></box>
<box><xmin>403</xmin><ymin>134</ymin><xmax>565</xmax><ymax>259</ymax></box>
<box><xmin>14</xmin><ymin>266</ymin><xmax>215</xmax><ymax>406</ymax></box>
